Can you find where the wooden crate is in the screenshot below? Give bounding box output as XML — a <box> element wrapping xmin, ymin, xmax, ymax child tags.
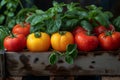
<box><xmin>5</xmin><ymin>50</ymin><xmax>120</xmax><ymax>76</ymax></box>
<box><xmin>0</xmin><ymin>51</ymin><xmax>5</xmax><ymax>78</ymax></box>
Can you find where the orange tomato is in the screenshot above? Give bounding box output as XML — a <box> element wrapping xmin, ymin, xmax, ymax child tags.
<box><xmin>27</xmin><ymin>32</ymin><xmax>51</xmax><ymax>52</ymax></box>
<box><xmin>51</xmin><ymin>31</ymin><xmax>74</xmax><ymax>52</ymax></box>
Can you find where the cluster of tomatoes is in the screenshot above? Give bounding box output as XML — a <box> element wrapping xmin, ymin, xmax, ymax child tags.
<box><xmin>3</xmin><ymin>23</ymin><xmax>74</xmax><ymax>52</ymax></box>
<box><xmin>74</xmin><ymin>25</ymin><xmax>120</xmax><ymax>51</ymax></box>
<box><xmin>3</xmin><ymin>22</ymin><xmax>120</xmax><ymax>52</ymax></box>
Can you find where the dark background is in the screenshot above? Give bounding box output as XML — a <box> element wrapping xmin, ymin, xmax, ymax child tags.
<box><xmin>32</xmin><ymin>0</ymin><xmax>120</xmax><ymax>18</ymax></box>
<box><xmin>0</xmin><ymin>0</ymin><xmax>120</xmax><ymax>18</ymax></box>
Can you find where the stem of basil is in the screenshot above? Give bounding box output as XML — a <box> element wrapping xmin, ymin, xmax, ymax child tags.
<box><xmin>18</xmin><ymin>0</ymin><xmax>24</xmax><ymax>9</ymax></box>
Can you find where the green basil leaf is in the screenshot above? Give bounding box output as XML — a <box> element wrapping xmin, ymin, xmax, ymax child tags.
<box><xmin>88</xmin><ymin>10</ymin><xmax>98</xmax><ymax>19</ymax></box>
<box><xmin>113</xmin><ymin>16</ymin><xmax>120</xmax><ymax>28</ymax></box>
<box><xmin>0</xmin><ymin>0</ymin><xmax>7</xmax><ymax>7</ymax></box>
<box><xmin>113</xmin><ymin>16</ymin><xmax>120</xmax><ymax>31</ymax></box>
<box><xmin>94</xmin><ymin>14</ymin><xmax>110</xmax><ymax>27</ymax></box>
<box><xmin>0</xmin><ymin>27</ymin><xmax>9</xmax><ymax>49</ymax></box>
<box><xmin>0</xmin><ymin>15</ymin><xmax>5</xmax><ymax>24</ymax></box>
<box><xmin>67</xmin><ymin>2</ymin><xmax>79</xmax><ymax>11</ymax></box>
<box><xmin>80</xmin><ymin>20</ymin><xmax>93</xmax><ymax>32</ymax></box>
<box><xmin>8</xmin><ymin>19</ymin><xmax>16</xmax><ymax>29</ymax></box>
<box><xmin>26</xmin><ymin>14</ymin><xmax>36</xmax><ymax>23</ymax></box>
<box><xmin>46</xmin><ymin>15</ymin><xmax>61</xmax><ymax>34</ymax></box>
<box><xmin>66</xmin><ymin>44</ymin><xmax>78</xmax><ymax>58</ymax></box>
<box><xmin>66</xmin><ymin>19</ymin><xmax>78</xmax><ymax>28</ymax></box>
<box><xmin>104</xmin><ymin>11</ymin><xmax>113</xmax><ymax>19</ymax></box>
<box><xmin>31</xmin><ymin>14</ymin><xmax>49</xmax><ymax>26</ymax></box>
<box><xmin>77</xmin><ymin>11</ymin><xmax>88</xmax><ymax>19</ymax></box>
<box><xmin>65</xmin><ymin>56</ymin><xmax>73</xmax><ymax>64</ymax></box>
<box><xmin>49</xmin><ymin>52</ymin><xmax>57</xmax><ymax>64</ymax></box>
<box><xmin>7</xmin><ymin>12</ymin><xmax>14</xmax><ymax>17</ymax></box>
<box><xmin>53</xmin><ymin>1</ymin><xmax>59</xmax><ymax>7</ymax></box>
<box><xmin>6</xmin><ymin>2</ymin><xmax>13</xmax><ymax>9</ymax></box>
<box><xmin>66</xmin><ymin>44</ymin><xmax>77</xmax><ymax>54</ymax></box>
<box><xmin>35</xmin><ymin>10</ymin><xmax>45</xmax><ymax>14</ymax></box>
<box><xmin>31</xmin><ymin>15</ymin><xmax>42</xmax><ymax>25</ymax></box>
<box><xmin>86</xmin><ymin>5</ymin><xmax>102</xmax><ymax>11</ymax></box>
<box><xmin>69</xmin><ymin>50</ymin><xmax>78</xmax><ymax>58</ymax></box>
<box><xmin>30</xmin><ymin>22</ymin><xmax>45</xmax><ymax>33</ymax></box>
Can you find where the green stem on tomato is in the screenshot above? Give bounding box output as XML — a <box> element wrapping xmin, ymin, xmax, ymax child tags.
<box><xmin>105</xmin><ymin>31</ymin><xmax>112</xmax><ymax>36</ymax></box>
<box><xmin>18</xmin><ymin>0</ymin><xmax>24</xmax><ymax>9</ymax></box>
<box><xmin>59</xmin><ymin>31</ymin><xmax>66</xmax><ymax>35</ymax></box>
<box><xmin>87</xmin><ymin>30</ymin><xmax>91</xmax><ymax>36</ymax></box>
<box><xmin>34</xmin><ymin>32</ymin><xmax>41</xmax><ymax>38</ymax></box>
<box><xmin>9</xmin><ymin>31</ymin><xmax>15</xmax><ymax>38</ymax></box>
<box><xmin>20</xmin><ymin>22</ymin><xmax>24</xmax><ymax>27</ymax></box>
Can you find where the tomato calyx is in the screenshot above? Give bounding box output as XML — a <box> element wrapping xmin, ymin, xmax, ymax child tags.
<box><xmin>34</xmin><ymin>32</ymin><xmax>41</xmax><ymax>38</ymax></box>
<box><xmin>83</xmin><ymin>31</ymin><xmax>93</xmax><ymax>36</ymax></box>
<box><xmin>19</xmin><ymin>22</ymin><xmax>25</xmax><ymax>27</ymax></box>
<box><xmin>59</xmin><ymin>31</ymin><xmax>67</xmax><ymax>35</ymax></box>
<box><xmin>19</xmin><ymin>22</ymin><xmax>29</xmax><ymax>28</ymax></box>
<box><xmin>86</xmin><ymin>31</ymin><xmax>91</xmax><ymax>36</ymax></box>
<box><xmin>8</xmin><ymin>31</ymin><xmax>16</xmax><ymax>38</ymax></box>
<box><xmin>105</xmin><ymin>31</ymin><xmax>113</xmax><ymax>36</ymax></box>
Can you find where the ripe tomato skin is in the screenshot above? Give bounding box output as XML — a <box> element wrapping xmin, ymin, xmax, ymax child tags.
<box><xmin>51</xmin><ymin>31</ymin><xmax>74</xmax><ymax>52</ymax></box>
<box><xmin>12</xmin><ymin>23</ymin><xmax>30</xmax><ymax>37</ymax></box>
<box><xmin>98</xmin><ymin>32</ymin><xmax>120</xmax><ymax>51</ymax></box>
<box><xmin>75</xmin><ymin>32</ymin><xmax>99</xmax><ymax>51</ymax></box>
<box><xmin>72</xmin><ymin>26</ymin><xmax>86</xmax><ymax>36</ymax></box>
<box><xmin>4</xmin><ymin>34</ymin><xmax>26</xmax><ymax>52</ymax></box>
<box><xmin>93</xmin><ymin>26</ymin><xmax>107</xmax><ymax>36</ymax></box>
<box><xmin>27</xmin><ymin>32</ymin><xmax>51</xmax><ymax>52</ymax></box>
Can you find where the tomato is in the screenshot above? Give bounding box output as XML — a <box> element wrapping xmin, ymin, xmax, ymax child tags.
<box><xmin>51</xmin><ymin>31</ymin><xmax>74</xmax><ymax>52</ymax></box>
<box><xmin>27</xmin><ymin>32</ymin><xmax>51</xmax><ymax>52</ymax></box>
<box><xmin>98</xmin><ymin>31</ymin><xmax>120</xmax><ymax>51</ymax></box>
<box><xmin>75</xmin><ymin>32</ymin><xmax>99</xmax><ymax>51</ymax></box>
<box><xmin>72</xmin><ymin>26</ymin><xmax>86</xmax><ymax>36</ymax></box>
<box><xmin>12</xmin><ymin>23</ymin><xmax>30</xmax><ymax>37</ymax></box>
<box><xmin>93</xmin><ymin>26</ymin><xmax>107</xmax><ymax>36</ymax></box>
<box><xmin>4</xmin><ymin>33</ymin><xmax>26</xmax><ymax>52</ymax></box>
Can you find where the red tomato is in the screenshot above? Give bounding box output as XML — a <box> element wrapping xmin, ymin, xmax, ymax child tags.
<box><xmin>98</xmin><ymin>31</ymin><xmax>120</xmax><ymax>51</ymax></box>
<box><xmin>72</xmin><ymin>26</ymin><xmax>86</xmax><ymax>36</ymax></box>
<box><xmin>75</xmin><ymin>32</ymin><xmax>99</xmax><ymax>51</ymax></box>
<box><xmin>93</xmin><ymin>26</ymin><xmax>107</xmax><ymax>36</ymax></box>
<box><xmin>12</xmin><ymin>23</ymin><xmax>30</xmax><ymax>36</ymax></box>
<box><xmin>4</xmin><ymin>33</ymin><xmax>26</xmax><ymax>52</ymax></box>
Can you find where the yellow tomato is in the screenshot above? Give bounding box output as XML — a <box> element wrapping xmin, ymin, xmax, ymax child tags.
<box><xmin>51</xmin><ymin>31</ymin><xmax>74</xmax><ymax>52</ymax></box>
<box><xmin>27</xmin><ymin>32</ymin><xmax>51</xmax><ymax>52</ymax></box>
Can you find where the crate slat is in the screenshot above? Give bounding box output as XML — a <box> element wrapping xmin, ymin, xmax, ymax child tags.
<box><xmin>5</xmin><ymin>51</ymin><xmax>120</xmax><ymax>76</ymax></box>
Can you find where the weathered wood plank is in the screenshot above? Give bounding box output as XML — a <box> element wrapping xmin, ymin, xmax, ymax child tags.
<box><xmin>5</xmin><ymin>50</ymin><xmax>120</xmax><ymax>76</ymax></box>
<box><xmin>0</xmin><ymin>51</ymin><xmax>4</xmax><ymax>77</ymax></box>
<box><xmin>5</xmin><ymin>77</ymin><xmax>22</xmax><ymax>80</ymax></box>
<box><xmin>102</xmin><ymin>77</ymin><xmax>120</xmax><ymax>80</ymax></box>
